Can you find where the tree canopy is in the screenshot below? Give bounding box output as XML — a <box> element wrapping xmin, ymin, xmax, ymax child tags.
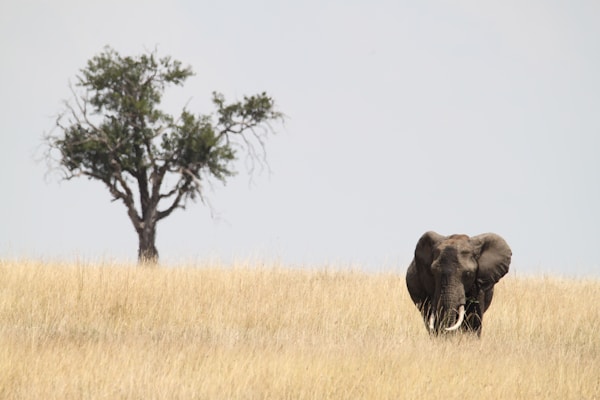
<box><xmin>47</xmin><ymin>46</ymin><xmax>284</xmax><ymax>263</ymax></box>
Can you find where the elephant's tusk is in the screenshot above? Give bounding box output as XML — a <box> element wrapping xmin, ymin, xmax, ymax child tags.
<box><xmin>428</xmin><ymin>314</ymin><xmax>435</xmax><ymax>331</ymax></box>
<box><xmin>445</xmin><ymin>305</ymin><xmax>465</xmax><ymax>331</ymax></box>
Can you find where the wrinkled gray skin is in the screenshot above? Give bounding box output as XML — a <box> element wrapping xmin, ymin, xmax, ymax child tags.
<box><xmin>406</xmin><ymin>231</ymin><xmax>511</xmax><ymax>336</ymax></box>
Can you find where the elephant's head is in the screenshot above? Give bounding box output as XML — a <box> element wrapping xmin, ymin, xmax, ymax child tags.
<box><xmin>405</xmin><ymin>231</ymin><xmax>511</xmax><ymax>335</ymax></box>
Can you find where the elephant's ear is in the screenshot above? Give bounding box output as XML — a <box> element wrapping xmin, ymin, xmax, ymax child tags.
<box><xmin>414</xmin><ymin>231</ymin><xmax>445</xmax><ymax>270</ymax></box>
<box><xmin>472</xmin><ymin>233</ymin><xmax>512</xmax><ymax>291</ymax></box>
<box><xmin>406</xmin><ymin>231</ymin><xmax>445</xmax><ymax>308</ymax></box>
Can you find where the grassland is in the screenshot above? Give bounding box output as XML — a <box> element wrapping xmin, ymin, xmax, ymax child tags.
<box><xmin>0</xmin><ymin>259</ymin><xmax>598</xmax><ymax>399</ymax></box>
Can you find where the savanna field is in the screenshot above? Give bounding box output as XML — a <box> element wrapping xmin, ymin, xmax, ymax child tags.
<box><xmin>0</xmin><ymin>260</ymin><xmax>598</xmax><ymax>399</ymax></box>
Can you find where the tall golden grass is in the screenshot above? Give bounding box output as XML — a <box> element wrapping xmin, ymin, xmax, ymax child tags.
<box><xmin>0</xmin><ymin>259</ymin><xmax>598</xmax><ymax>399</ymax></box>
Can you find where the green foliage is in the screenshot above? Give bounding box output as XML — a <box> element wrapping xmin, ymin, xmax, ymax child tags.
<box><xmin>48</xmin><ymin>46</ymin><xmax>283</xmax><ymax>261</ymax></box>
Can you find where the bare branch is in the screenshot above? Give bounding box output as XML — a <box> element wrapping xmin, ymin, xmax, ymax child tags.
<box><xmin>156</xmin><ymin>168</ymin><xmax>203</xmax><ymax>221</ymax></box>
<box><xmin>158</xmin><ymin>184</ymin><xmax>180</xmax><ymax>200</ymax></box>
<box><xmin>156</xmin><ymin>189</ymin><xmax>186</xmax><ymax>221</ymax></box>
<box><xmin>77</xmin><ymin>168</ymin><xmax>140</xmax><ymax>230</ymax></box>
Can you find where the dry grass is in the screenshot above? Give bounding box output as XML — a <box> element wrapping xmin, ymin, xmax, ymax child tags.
<box><xmin>0</xmin><ymin>259</ymin><xmax>598</xmax><ymax>399</ymax></box>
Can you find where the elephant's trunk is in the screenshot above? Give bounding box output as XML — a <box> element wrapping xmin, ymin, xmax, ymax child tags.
<box><xmin>433</xmin><ymin>275</ymin><xmax>466</xmax><ymax>332</ymax></box>
<box><xmin>445</xmin><ymin>305</ymin><xmax>465</xmax><ymax>331</ymax></box>
<box><xmin>429</xmin><ymin>304</ymin><xmax>464</xmax><ymax>332</ymax></box>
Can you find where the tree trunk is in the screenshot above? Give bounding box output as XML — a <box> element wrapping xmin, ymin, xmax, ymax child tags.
<box><xmin>136</xmin><ymin>173</ymin><xmax>160</xmax><ymax>265</ymax></box>
<box><xmin>137</xmin><ymin>222</ymin><xmax>158</xmax><ymax>265</ymax></box>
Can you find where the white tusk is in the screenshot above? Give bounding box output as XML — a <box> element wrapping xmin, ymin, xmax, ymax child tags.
<box><xmin>428</xmin><ymin>314</ymin><xmax>436</xmax><ymax>331</ymax></box>
<box><xmin>445</xmin><ymin>305</ymin><xmax>466</xmax><ymax>331</ymax></box>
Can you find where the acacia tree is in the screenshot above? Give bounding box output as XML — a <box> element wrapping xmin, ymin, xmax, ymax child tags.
<box><xmin>47</xmin><ymin>47</ymin><xmax>283</xmax><ymax>264</ymax></box>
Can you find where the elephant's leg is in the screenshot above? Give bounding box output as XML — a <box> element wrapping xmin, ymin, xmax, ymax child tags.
<box><xmin>464</xmin><ymin>302</ymin><xmax>483</xmax><ymax>335</ymax></box>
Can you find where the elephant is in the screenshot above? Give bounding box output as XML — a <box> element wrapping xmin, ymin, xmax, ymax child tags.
<box><xmin>405</xmin><ymin>231</ymin><xmax>511</xmax><ymax>336</ymax></box>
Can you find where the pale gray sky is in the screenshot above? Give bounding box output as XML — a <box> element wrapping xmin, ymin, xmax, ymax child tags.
<box><xmin>1</xmin><ymin>0</ymin><xmax>599</xmax><ymax>276</ymax></box>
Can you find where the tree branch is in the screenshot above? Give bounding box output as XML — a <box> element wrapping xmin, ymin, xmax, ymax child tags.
<box><xmin>156</xmin><ymin>168</ymin><xmax>202</xmax><ymax>220</ymax></box>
